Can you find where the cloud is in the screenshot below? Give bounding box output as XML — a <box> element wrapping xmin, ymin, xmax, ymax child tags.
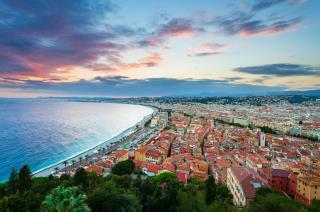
<box><xmin>87</xmin><ymin>53</ymin><xmax>163</xmax><ymax>72</ymax></box>
<box><xmin>0</xmin><ymin>75</ymin><xmax>285</xmax><ymax>97</ymax></box>
<box><xmin>238</xmin><ymin>18</ymin><xmax>301</xmax><ymax>36</ymax></box>
<box><xmin>158</xmin><ymin>18</ymin><xmax>202</xmax><ymax>38</ymax></box>
<box><xmin>251</xmin><ymin>0</ymin><xmax>288</xmax><ymax>12</ymax></box>
<box><xmin>234</xmin><ymin>64</ymin><xmax>320</xmax><ymax>76</ymax></box>
<box><xmin>211</xmin><ymin>0</ymin><xmax>303</xmax><ymax>37</ymax></box>
<box><xmin>224</xmin><ymin>77</ymin><xmax>243</xmax><ymax>82</ymax></box>
<box><xmin>139</xmin><ymin>18</ymin><xmax>203</xmax><ymax>47</ymax></box>
<box><xmin>251</xmin><ymin>0</ymin><xmax>306</xmax><ymax>12</ymax></box>
<box><xmin>0</xmin><ymin>0</ymin><xmax>146</xmax><ymax>79</ymax></box>
<box><xmin>190</xmin><ymin>43</ymin><xmax>227</xmax><ymax>57</ymax></box>
<box><xmin>214</xmin><ymin>11</ymin><xmax>301</xmax><ymax>37</ymax></box>
<box><xmin>126</xmin><ymin>53</ymin><xmax>163</xmax><ymax>69</ymax></box>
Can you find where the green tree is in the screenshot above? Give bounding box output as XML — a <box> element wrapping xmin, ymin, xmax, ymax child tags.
<box><xmin>54</xmin><ymin>167</ymin><xmax>59</xmax><ymax>175</ymax></box>
<box><xmin>63</xmin><ymin>161</ymin><xmax>68</xmax><ymax>174</ymax></box>
<box><xmin>41</xmin><ymin>186</ymin><xmax>90</xmax><ymax>212</ymax></box>
<box><xmin>111</xmin><ymin>160</ymin><xmax>135</xmax><ymax>176</ymax></box>
<box><xmin>18</xmin><ymin>165</ymin><xmax>32</xmax><ymax>192</ymax></box>
<box><xmin>207</xmin><ymin>200</ymin><xmax>236</xmax><ymax>212</ymax></box>
<box><xmin>141</xmin><ymin>173</ymin><xmax>182</xmax><ymax>212</ymax></box>
<box><xmin>71</xmin><ymin>160</ymin><xmax>76</xmax><ymax>170</ymax></box>
<box><xmin>309</xmin><ymin>200</ymin><xmax>320</xmax><ymax>212</ymax></box>
<box><xmin>176</xmin><ymin>190</ymin><xmax>207</xmax><ymax>212</ymax></box>
<box><xmin>215</xmin><ymin>185</ymin><xmax>233</xmax><ymax>203</ymax></box>
<box><xmin>248</xmin><ymin>188</ymin><xmax>305</xmax><ymax>212</ymax></box>
<box><xmin>8</xmin><ymin>168</ymin><xmax>18</xmax><ymax>194</ymax></box>
<box><xmin>205</xmin><ymin>175</ymin><xmax>216</xmax><ymax>205</ymax></box>
<box><xmin>74</xmin><ymin>168</ymin><xmax>88</xmax><ymax>189</ymax></box>
<box><xmin>7</xmin><ymin>193</ymin><xmax>28</xmax><ymax>212</ymax></box>
<box><xmin>88</xmin><ymin>181</ymin><xmax>140</xmax><ymax>212</ymax></box>
<box><xmin>79</xmin><ymin>157</ymin><xmax>83</xmax><ymax>165</ymax></box>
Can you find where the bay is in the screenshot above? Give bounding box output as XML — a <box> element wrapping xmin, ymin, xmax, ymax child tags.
<box><xmin>0</xmin><ymin>99</ymin><xmax>153</xmax><ymax>182</ymax></box>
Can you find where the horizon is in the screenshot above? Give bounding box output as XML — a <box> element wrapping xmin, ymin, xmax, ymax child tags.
<box><xmin>0</xmin><ymin>0</ymin><xmax>319</xmax><ymax>97</ymax></box>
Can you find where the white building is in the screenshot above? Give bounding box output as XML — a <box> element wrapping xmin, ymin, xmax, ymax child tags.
<box><xmin>227</xmin><ymin>167</ymin><xmax>262</xmax><ymax>207</ymax></box>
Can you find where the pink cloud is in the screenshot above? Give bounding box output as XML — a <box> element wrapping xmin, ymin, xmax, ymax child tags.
<box><xmin>127</xmin><ymin>53</ymin><xmax>163</xmax><ymax>69</ymax></box>
<box><xmin>239</xmin><ymin>20</ymin><xmax>300</xmax><ymax>37</ymax></box>
<box><xmin>191</xmin><ymin>43</ymin><xmax>227</xmax><ymax>56</ymax></box>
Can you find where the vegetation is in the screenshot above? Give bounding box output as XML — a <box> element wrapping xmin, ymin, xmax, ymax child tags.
<box><xmin>258</xmin><ymin>126</ymin><xmax>278</xmax><ymax>134</ymax></box>
<box><xmin>41</xmin><ymin>186</ymin><xmax>90</xmax><ymax>212</ymax></box>
<box><xmin>247</xmin><ymin>188</ymin><xmax>308</xmax><ymax>212</ymax></box>
<box><xmin>112</xmin><ymin>159</ymin><xmax>135</xmax><ymax>176</ymax></box>
<box><xmin>287</xmin><ymin>133</ymin><xmax>319</xmax><ymax>142</ymax></box>
<box><xmin>0</xmin><ymin>164</ymin><xmax>318</xmax><ymax>212</ymax></box>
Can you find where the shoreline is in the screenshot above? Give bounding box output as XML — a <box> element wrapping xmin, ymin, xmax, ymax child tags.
<box><xmin>33</xmin><ymin>103</ymin><xmax>157</xmax><ymax>178</ymax></box>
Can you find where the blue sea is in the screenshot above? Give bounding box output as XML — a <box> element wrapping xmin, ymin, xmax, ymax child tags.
<box><xmin>0</xmin><ymin>99</ymin><xmax>153</xmax><ymax>182</ymax></box>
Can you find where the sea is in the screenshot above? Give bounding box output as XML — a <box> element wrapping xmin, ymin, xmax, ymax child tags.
<box><xmin>0</xmin><ymin>99</ymin><xmax>153</xmax><ymax>182</ymax></box>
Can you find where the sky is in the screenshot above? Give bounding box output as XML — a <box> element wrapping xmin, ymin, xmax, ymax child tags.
<box><xmin>0</xmin><ymin>0</ymin><xmax>319</xmax><ymax>97</ymax></box>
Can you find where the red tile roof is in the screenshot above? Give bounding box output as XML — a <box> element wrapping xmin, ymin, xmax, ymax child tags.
<box><xmin>147</xmin><ymin>164</ymin><xmax>162</xmax><ymax>174</ymax></box>
<box><xmin>85</xmin><ymin>165</ymin><xmax>104</xmax><ymax>175</ymax></box>
<box><xmin>146</xmin><ymin>149</ymin><xmax>162</xmax><ymax>158</ymax></box>
<box><xmin>230</xmin><ymin>167</ymin><xmax>261</xmax><ymax>199</ymax></box>
<box><xmin>271</xmin><ymin>169</ymin><xmax>290</xmax><ymax>178</ymax></box>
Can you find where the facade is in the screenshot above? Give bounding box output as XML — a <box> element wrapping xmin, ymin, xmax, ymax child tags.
<box><xmin>296</xmin><ymin>171</ymin><xmax>320</xmax><ymax>205</ymax></box>
<box><xmin>259</xmin><ymin>131</ymin><xmax>266</xmax><ymax>146</ymax></box>
<box><xmin>134</xmin><ymin>146</ymin><xmax>147</xmax><ymax>162</ymax></box>
<box><xmin>269</xmin><ymin>169</ymin><xmax>290</xmax><ymax>194</ymax></box>
<box><xmin>227</xmin><ymin>167</ymin><xmax>262</xmax><ymax>207</ymax></box>
<box><xmin>112</xmin><ymin>149</ymin><xmax>128</xmax><ymax>163</ymax></box>
<box><xmin>288</xmin><ymin>171</ymin><xmax>298</xmax><ymax>198</ymax></box>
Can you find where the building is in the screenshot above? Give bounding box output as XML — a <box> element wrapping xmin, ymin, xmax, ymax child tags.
<box><xmin>296</xmin><ymin>171</ymin><xmax>320</xmax><ymax>205</ymax></box>
<box><xmin>269</xmin><ymin>169</ymin><xmax>290</xmax><ymax>194</ymax></box>
<box><xmin>227</xmin><ymin>167</ymin><xmax>262</xmax><ymax>207</ymax></box>
<box><xmin>146</xmin><ymin>149</ymin><xmax>162</xmax><ymax>164</ymax></box>
<box><xmin>134</xmin><ymin>146</ymin><xmax>148</xmax><ymax>162</ymax></box>
<box><xmin>111</xmin><ymin>149</ymin><xmax>128</xmax><ymax>163</ymax></box>
<box><xmin>259</xmin><ymin>131</ymin><xmax>266</xmax><ymax>147</ymax></box>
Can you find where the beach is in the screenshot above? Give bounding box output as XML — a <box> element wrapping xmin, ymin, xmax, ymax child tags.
<box><xmin>33</xmin><ymin>104</ymin><xmax>157</xmax><ymax>177</ymax></box>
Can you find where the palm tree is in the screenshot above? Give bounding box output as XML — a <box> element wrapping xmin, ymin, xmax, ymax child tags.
<box><xmin>79</xmin><ymin>157</ymin><xmax>83</xmax><ymax>165</ymax></box>
<box><xmin>41</xmin><ymin>186</ymin><xmax>90</xmax><ymax>212</ymax></box>
<box><xmin>63</xmin><ymin>161</ymin><xmax>68</xmax><ymax>173</ymax></box>
<box><xmin>71</xmin><ymin>160</ymin><xmax>76</xmax><ymax>170</ymax></box>
<box><xmin>54</xmin><ymin>167</ymin><xmax>59</xmax><ymax>175</ymax></box>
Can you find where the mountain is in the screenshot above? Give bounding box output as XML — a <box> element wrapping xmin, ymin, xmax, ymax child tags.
<box><xmin>269</xmin><ymin>89</ymin><xmax>320</xmax><ymax>96</ymax></box>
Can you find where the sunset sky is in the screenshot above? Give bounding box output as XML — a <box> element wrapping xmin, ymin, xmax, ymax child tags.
<box><xmin>0</xmin><ymin>0</ymin><xmax>319</xmax><ymax>97</ymax></box>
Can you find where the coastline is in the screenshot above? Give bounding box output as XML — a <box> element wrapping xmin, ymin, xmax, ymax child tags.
<box><xmin>33</xmin><ymin>103</ymin><xmax>157</xmax><ymax>178</ymax></box>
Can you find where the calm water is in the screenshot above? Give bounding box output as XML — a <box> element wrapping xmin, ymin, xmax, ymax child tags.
<box><xmin>0</xmin><ymin>99</ymin><xmax>153</xmax><ymax>182</ymax></box>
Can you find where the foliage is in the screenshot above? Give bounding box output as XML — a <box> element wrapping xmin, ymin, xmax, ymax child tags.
<box><xmin>0</xmin><ymin>161</ymin><xmax>316</xmax><ymax>212</ymax></box>
<box><xmin>88</xmin><ymin>181</ymin><xmax>140</xmax><ymax>212</ymax></box>
<box><xmin>8</xmin><ymin>168</ymin><xmax>18</xmax><ymax>194</ymax></box>
<box><xmin>308</xmin><ymin>200</ymin><xmax>320</xmax><ymax>212</ymax></box>
<box><xmin>205</xmin><ymin>175</ymin><xmax>216</xmax><ymax>205</ymax></box>
<box><xmin>176</xmin><ymin>190</ymin><xmax>207</xmax><ymax>212</ymax></box>
<box><xmin>141</xmin><ymin>173</ymin><xmax>182</xmax><ymax>212</ymax></box>
<box><xmin>18</xmin><ymin>165</ymin><xmax>32</xmax><ymax>192</ymax></box>
<box><xmin>74</xmin><ymin>167</ymin><xmax>88</xmax><ymax>189</ymax></box>
<box><xmin>41</xmin><ymin>186</ymin><xmax>90</xmax><ymax>212</ymax></box>
<box><xmin>248</xmin><ymin>188</ymin><xmax>307</xmax><ymax>212</ymax></box>
<box><xmin>111</xmin><ymin>160</ymin><xmax>135</xmax><ymax>176</ymax></box>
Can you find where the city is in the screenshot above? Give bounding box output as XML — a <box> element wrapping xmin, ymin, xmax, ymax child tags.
<box><xmin>49</xmin><ymin>96</ymin><xmax>320</xmax><ymax>208</ymax></box>
<box><xmin>0</xmin><ymin>0</ymin><xmax>319</xmax><ymax>211</ymax></box>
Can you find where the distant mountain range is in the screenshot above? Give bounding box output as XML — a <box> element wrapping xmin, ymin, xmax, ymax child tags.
<box><xmin>268</xmin><ymin>89</ymin><xmax>320</xmax><ymax>96</ymax></box>
<box><xmin>169</xmin><ymin>89</ymin><xmax>320</xmax><ymax>97</ymax></box>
